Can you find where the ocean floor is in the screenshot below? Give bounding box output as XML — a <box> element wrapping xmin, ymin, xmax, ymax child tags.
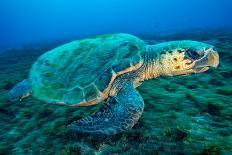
<box><xmin>0</xmin><ymin>29</ymin><xmax>232</xmax><ymax>154</ymax></box>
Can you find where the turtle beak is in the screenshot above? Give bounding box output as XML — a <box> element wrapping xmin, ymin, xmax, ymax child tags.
<box><xmin>191</xmin><ymin>48</ymin><xmax>219</xmax><ymax>73</ymax></box>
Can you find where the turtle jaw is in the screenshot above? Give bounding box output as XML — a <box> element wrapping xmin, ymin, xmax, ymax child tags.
<box><xmin>190</xmin><ymin>48</ymin><xmax>219</xmax><ymax>73</ymax></box>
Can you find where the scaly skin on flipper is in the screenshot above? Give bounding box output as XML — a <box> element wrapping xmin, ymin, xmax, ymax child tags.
<box><xmin>9</xmin><ymin>79</ymin><xmax>32</xmax><ymax>102</ymax></box>
<box><xmin>68</xmin><ymin>82</ymin><xmax>144</xmax><ymax>135</ymax></box>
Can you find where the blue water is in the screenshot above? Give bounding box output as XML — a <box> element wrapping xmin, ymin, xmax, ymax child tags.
<box><xmin>0</xmin><ymin>0</ymin><xmax>231</xmax><ymax>50</ymax></box>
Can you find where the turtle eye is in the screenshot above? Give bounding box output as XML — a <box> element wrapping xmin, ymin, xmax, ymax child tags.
<box><xmin>185</xmin><ymin>49</ymin><xmax>201</xmax><ymax>60</ymax></box>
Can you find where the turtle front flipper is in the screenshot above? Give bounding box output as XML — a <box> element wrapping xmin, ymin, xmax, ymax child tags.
<box><xmin>68</xmin><ymin>83</ymin><xmax>144</xmax><ymax>135</ymax></box>
<box><xmin>9</xmin><ymin>79</ymin><xmax>32</xmax><ymax>102</ymax></box>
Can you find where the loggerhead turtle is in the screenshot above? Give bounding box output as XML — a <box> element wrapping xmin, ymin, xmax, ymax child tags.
<box><xmin>9</xmin><ymin>33</ymin><xmax>219</xmax><ymax>135</ymax></box>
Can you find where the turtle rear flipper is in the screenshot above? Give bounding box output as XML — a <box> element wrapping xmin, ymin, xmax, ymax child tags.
<box><xmin>68</xmin><ymin>82</ymin><xmax>144</xmax><ymax>135</ymax></box>
<box><xmin>9</xmin><ymin>79</ymin><xmax>32</xmax><ymax>102</ymax></box>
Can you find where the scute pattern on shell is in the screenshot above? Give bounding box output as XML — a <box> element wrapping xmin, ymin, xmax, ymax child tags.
<box><xmin>29</xmin><ymin>33</ymin><xmax>145</xmax><ymax>105</ymax></box>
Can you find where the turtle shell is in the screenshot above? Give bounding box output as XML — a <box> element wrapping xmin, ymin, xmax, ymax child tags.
<box><xmin>29</xmin><ymin>33</ymin><xmax>145</xmax><ymax>105</ymax></box>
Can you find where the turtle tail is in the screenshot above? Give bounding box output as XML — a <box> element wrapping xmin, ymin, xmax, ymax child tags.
<box><xmin>9</xmin><ymin>79</ymin><xmax>32</xmax><ymax>102</ymax></box>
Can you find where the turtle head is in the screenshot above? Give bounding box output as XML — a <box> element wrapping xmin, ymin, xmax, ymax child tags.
<box><xmin>152</xmin><ymin>40</ymin><xmax>219</xmax><ymax>76</ymax></box>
